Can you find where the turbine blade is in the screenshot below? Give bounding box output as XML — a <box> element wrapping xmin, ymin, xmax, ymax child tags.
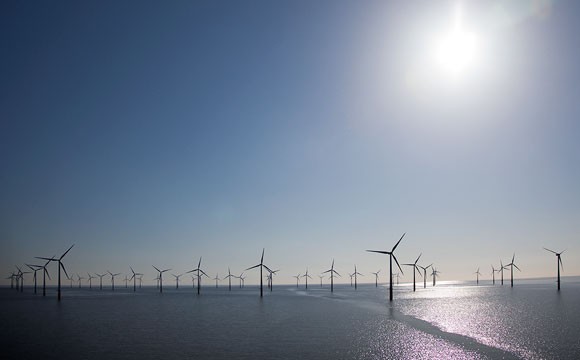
<box><xmin>45</xmin><ymin>268</ymin><xmax>51</xmax><ymax>280</ymax></box>
<box><xmin>261</xmin><ymin>248</ymin><xmax>265</xmax><ymax>264</ymax></box>
<box><xmin>513</xmin><ymin>264</ymin><xmax>521</xmax><ymax>271</ymax></box>
<box><xmin>245</xmin><ymin>264</ymin><xmax>261</xmax><ymax>271</ymax></box>
<box><xmin>36</xmin><ymin>257</ymin><xmax>55</xmax><ymax>261</ymax></box>
<box><xmin>60</xmin><ymin>262</ymin><xmax>70</xmax><ymax>279</ymax></box>
<box><xmin>393</xmin><ymin>254</ymin><xmax>404</xmax><ymax>275</ymax></box>
<box><xmin>152</xmin><ymin>265</ymin><xmax>161</xmax><ymax>273</ymax></box>
<box><xmin>60</xmin><ymin>244</ymin><xmax>75</xmax><ymax>260</ymax></box>
<box><xmin>559</xmin><ymin>257</ymin><xmax>563</xmax><ymax>270</ymax></box>
<box><xmin>392</xmin><ymin>233</ymin><xmax>406</xmax><ymax>252</ymax></box>
<box><xmin>543</xmin><ymin>247</ymin><xmax>557</xmax><ymax>255</ymax></box>
<box><xmin>415</xmin><ymin>253</ymin><xmax>422</xmax><ymax>264</ymax></box>
<box><xmin>366</xmin><ymin>250</ymin><xmax>390</xmax><ymax>254</ymax></box>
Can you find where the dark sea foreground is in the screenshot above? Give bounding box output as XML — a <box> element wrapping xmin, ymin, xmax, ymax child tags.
<box><xmin>2</xmin><ymin>278</ymin><xmax>580</xmax><ymax>359</ymax></box>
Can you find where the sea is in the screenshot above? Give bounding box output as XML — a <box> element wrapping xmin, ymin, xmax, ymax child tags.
<box><xmin>2</xmin><ymin>277</ymin><xmax>579</xmax><ymax>359</ymax></box>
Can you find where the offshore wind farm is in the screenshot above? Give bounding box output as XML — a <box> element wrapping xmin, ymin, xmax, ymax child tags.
<box><xmin>2</xmin><ymin>0</ymin><xmax>580</xmax><ymax>359</ymax></box>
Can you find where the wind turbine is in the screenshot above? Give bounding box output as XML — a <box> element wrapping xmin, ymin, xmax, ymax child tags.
<box><xmin>348</xmin><ymin>273</ymin><xmax>354</xmax><ymax>287</ymax></box>
<box><xmin>245</xmin><ymin>249</ymin><xmax>272</xmax><ymax>297</ymax></box>
<box><xmin>25</xmin><ymin>264</ymin><xmax>42</xmax><ymax>294</ymax></box>
<box><xmin>474</xmin><ymin>268</ymin><xmax>481</xmax><ymax>285</ymax></box>
<box><xmin>507</xmin><ymin>253</ymin><xmax>521</xmax><ymax>287</ymax></box>
<box><xmin>431</xmin><ymin>267</ymin><xmax>440</xmax><ymax>286</ymax></box>
<box><xmin>68</xmin><ymin>274</ymin><xmax>74</xmax><ymax>288</ymax></box>
<box><xmin>302</xmin><ymin>269</ymin><xmax>313</xmax><ymax>289</ymax></box>
<box><xmin>213</xmin><ymin>273</ymin><xmax>220</xmax><ymax>288</ymax></box>
<box><xmin>129</xmin><ymin>267</ymin><xmax>142</xmax><ymax>292</ymax></box>
<box><xmin>352</xmin><ymin>265</ymin><xmax>363</xmax><ymax>290</ymax></box>
<box><xmin>417</xmin><ymin>264</ymin><xmax>432</xmax><ymax>289</ymax></box>
<box><xmin>322</xmin><ymin>259</ymin><xmax>341</xmax><ymax>293</ymax></box>
<box><xmin>36</xmin><ymin>244</ymin><xmax>74</xmax><ymax>301</ymax></box>
<box><xmin>267</xmin><ymin>269</ymin><xmax>279</xmax><ymax>291</ymax></box>
<box><xmin>394</xmin><ymin>272</ymin><xmax>400</xmax><ymax>285</ymax></box>
<box><xmin>172</xmin><ymin>273</ymin><xmax>183</xmax><ymax>289</ymax></box>
<box><xmin>107</xmin><ymin>271</ymin><xmax>121</xmax><ymax>291</ymax></box>
<box><xmin>77</xmin><ymin>274</ymin><xmax>85</xmax><ymax>288</ymax></box>
<box><xmin>293</xmin><ymin>273</ymin><xmax>301</xmax><ymax>288</ymax></box>
<box><xmin>187</xmin><ymin>257</ymin><xmax>209</xmax><ymax>295</ymax></box>
<box><xmin>543</xmin><ymin>247</ymin><xmax>565</xmax><ymax>290</ymax></box>
<box><xmin>239</xmin><ymin>273</ymin><xmax>246</xmax><ymax>289</ymax></box>
<box><xmin>498</xmin><ymin>260</ymin><xmax>506</xmax><ymax>285</ymax></box>
<box><xmin>371</xmin><ymin>270</ymin><xmax>380</xmax><ymax>288</ymax></box>
<box><xmin>490</xmin><ymin>265</ymin><xmax>496</xmax><ymax>285</ymax></box>
<box><xmin>318</xmin><ymin>275</ymin><xmax>324</xmax><ymax>288</ymax></box>
<box><xmin>152</xmin><ymin>266</ymin><xmax>171</xmax><ymax>293</ymax></box>
<box><xmin>95</xmin><ymin>273</ymin><xmax>106</xmax><ymax>290</ymax></box>
<box><xmin>16</xmin><ymin>266</ymin><xmax>30</xmax><ymax>293</ymax></box>
<box><xmin>137</xmin><ymin>274</ymin><xmax>143</xmax><ymax>289</ymax></box>
<box><xmin>87</xmin><ymin>273</ymin><xmax>96</xmax><ymax>289</ymax></box>
<box><xmin>402</xmin><ymin>253</ymin><xmax>422</xmax><ymax>292</ymax></box>
<box><xmin>123</xmin><ymin>275</ymin><xmax>129</xmax><ymax>288</ymax></box>
<box><xmin>224</xmin><ymin>268</ymin><xmax>235</xmax><ymax>291</ymax></box>
<box><xmin>366</xmin><ymin>233</ymin><xmax>405</xmax><ymax>301</ymax></box>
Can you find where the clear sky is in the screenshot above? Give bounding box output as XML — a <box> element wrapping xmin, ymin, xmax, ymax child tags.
<box><xmin>1</xmin><ymin>0</ymin><xmax>579</xmax><ymax>286</ymax></box>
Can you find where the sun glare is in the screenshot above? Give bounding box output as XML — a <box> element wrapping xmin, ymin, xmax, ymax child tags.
<box><xmin>434</xmin><ymin>4</ymin><xmax>479</xmax><ymax>77</ymax></box>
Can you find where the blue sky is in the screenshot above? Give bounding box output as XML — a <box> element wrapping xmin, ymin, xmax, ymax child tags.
<box><xmin>1</xmin><ymin>0</ymin><xmax>579</xmax><ymax>286</ymax></box>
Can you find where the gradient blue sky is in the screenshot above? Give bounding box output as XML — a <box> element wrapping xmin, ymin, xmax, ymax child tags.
<box><xmin>1</xmin><ymin>0</ymin><xmax>579</xmax><ymax>286</ymax></box>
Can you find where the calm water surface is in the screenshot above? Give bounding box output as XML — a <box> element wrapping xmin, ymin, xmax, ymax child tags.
<box><xmin>2</xmin><ymin>278</ymin><xmax>579</xmax><ymax>359</ymax></box>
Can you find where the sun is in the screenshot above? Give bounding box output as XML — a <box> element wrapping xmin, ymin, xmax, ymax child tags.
<box><xmin>434</xmin><ymin>5</ymin><xmax>479</xmax><ymax>77</ymax></box>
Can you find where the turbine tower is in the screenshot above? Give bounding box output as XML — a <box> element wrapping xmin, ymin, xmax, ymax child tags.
<box><xmin>431</xmin><ymin>267</ymin><xmax>440</xmax><ymax>286</ymax></box>
<box><xmin>95</xmin><ymin>273</ymin><xmax>106</xmax><ymax>290</ymax></box>
<box><xmin>490</xmin><ymin>265</ymin><xmax>496</xmax><ymax>285</ymax></box>
<box><xmin>224</xmin><ymin>268</ymin><xmax>235</xmax><ymax>291</ymax></box>
<box><xmin>402</xmin><ymin>253</ymin><xmax>422</xmax><ymax>292</ymax></box>
<box><xmin>417</xmin><ymin>264</ymin><xmax>432</xmax><ymax>289</ymax></box>
<box><xmin>87</xmin><ymin>273</ymin><xmax>96</xmax><ymax>289</ymax></box>
<box><xmin>245</xmin><ymin>249</ymin><xmax>272</xmax><ymax>297</ymax></box>
<box><xmin>172</xmin><ymin>273</ymin><xmax>183</xmax><ymax>289</ymax></box>
<box><xmin>187</xmin><ymin>257</ymin><xmax>209</xmax><ymax>295</ymax></box>
<box><xmin>352</xmin><ymin>265</ymin><xmax>363</xmax><ymax>290</ymax></box>
<box><xmin>371</xmin><ymin>270</ymin><xmax>381</xmax><ymax>288</ymax></box>
<box><xmin>107</xmin><ymin>271</ymin><xmax>121</xmax><ymax>291</ymax></box>
<box><xmin>474</xmin><ymin>267</ymin><xmax>481</xmax><ymax>285</ymax></box>
<box><xmin>293</xmin><ymin>274</ymin><xmax>301</xmax><ymax>288</ymax></box>
<box><xmin>507</xmin><ymin>253</ymin><xmax>521</xmax><ymax>287</ymax></box>
<box><xmin>301</xmin><ymin>269</ymin><xmax>313</xmax><ymax>289</ymax></box>
<box><xmin>543</xmin><ymin>247</ymin><xmax>564</xmax><ymax>290</ymax></box>
<box><xmin>152</xmin><ymin>266</ymin><xmax>171</xmax><ymax>293</ymax></box>
<box><xmin>366</xmin><ymin>233</ymin><xmax>405</xmax><ymax>301</ymax></box>
<box><xmin>129</xmin><ymin>267</ymin><xmax>142</xmax><ymax>292</ymax></box>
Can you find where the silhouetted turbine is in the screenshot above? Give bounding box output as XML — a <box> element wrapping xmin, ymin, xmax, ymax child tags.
<box><xmin>152</xmin><ymin>266</ymin><xmax>171</xmax><ymax>293</ymax></box>
<box><xmin>16</xmin><ymin>266</ymin><xmax>30</xmax><ymax>293</ymax></box>
<box><xmin>213</xmin><ymin>273</ymin><xmax>220</xmax><ymax>288</ymax></box>
<box><xmin>302</xmin><ymin>269</ymin><xmax>313</xmax><ymax>289</ymax></box>
<box><xmin>26</xmin><ymin>264</ymin><xmax>42</xmax><ymax>295</ymax></box>
<box><xmin>402</xmin><ymin>253</ymin><xmax>422</xmax><ymax>292</ymax></box>
<box><xmin>107</xmin><ymin>271</ymin><xmax>121</xmax><ymax>291</ymax></box>
<box><xmin>507</xmin><ymin>253</ymin><xmax>521</xmax><ymax>287</ymax></box>
<box><xmin>417</xmin><ymin>264</ymin><xmax>432</xmax><ymax>289</ymax></box>
<box><xmin>267</xmin><ymin>269</ymin><xmax>279</xmax><ymax>291</ymax></box>
<box><xmin>490</xmin><ymin>265</ymin><xmax>496</xmax><ymax>285</ymax></box>
<box><xmin>431</xmin><ymin>267</ymin><xmax>440</xmax><ymax>286</ymax></box>
<box><xmin>353</xmin><ymin>265</ymin><xmax>363</xmax><ymax>290</ymax></box>
<box><xmin>95</xmin><ymin>273</ymin><xmax>106</xmax><ymax>290</ymax></box>
<box><xmin>293</xmin><ymin>273</ymin><xmax>301</xmax><ymax>288</ymax></box>
<box><xmin>498</xmin><ymin>260</ymin><xmax>506</xmax><ymax>285</ymax></box>
<box><xmin>318</xmin><ymin>275</ymin><xmax>324</xmax><ymax>288</ymax></box>
<box><xmin>87</xmin><ymin>273</ymin><xmax>96</xmax><ymax>289</ymax></box>
<box><xmin>322</xmin><ymin>259</ymin><xmax>341</xmax><ymax>293</ymax></box>
<box><xmin>129</xmin><ymin>267</ymin><xmax>142</xmax><ymax>292</ymax></box>
<box><xmin>224</xmin><ymin>268</ymin><xmax>235</xmax><ymax>291</ymax></box>
<box><xmin>394</xmin><ymin>272</ymin><xmax>400</xmax><ymax>285</ymax></box>
<box><xmin>474</xmin><ymin>268</ymin><xmax>481</xmax><ymax>285</ymax></box>
<box><xmin>366</xmin><ymin>233</ymin><xmax>405</xmax><ymax>301</ymax></box>
<box><xmin>172</xmin><ymin>273</ymin><xmax>183</xmax><ymax>289</ymax></box>
<box><xmin>245</xmin><ymin>249</ymin><xmax>272</xmax><ymax>297</ymax></box>
<box><xmin>36</xmin><ymin>244</ymin><xmax>74</xmax><ymax>301</ymax></box>
<box><xmin>123</xmin><ymin>275</ymin><xmax>129</xmax><ymax>288</ymax></box>
<box><xmin>543</xmin><ymin>247</ymin><xmax>564</xmax><ymax>291</ymax></box>
<box><xmin>187</xmin><ymin>257</ymin><xmax>209</xmax><ymax>295</ymax></box>
<box><xmin>77</xmin><ymin>274</ymin><xmax>85</xmax><ymax>288</ymax></box>
<box><xmin>371</xmin><ymin>270</ymin><xmax>381</xmax><ymax>288</ymax></box>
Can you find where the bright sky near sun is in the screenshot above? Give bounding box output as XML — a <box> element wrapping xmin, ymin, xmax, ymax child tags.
<box><xmin>1</xmin><ymin>0</ymin><xmax>579</xmax><ymax>285</ymax></box>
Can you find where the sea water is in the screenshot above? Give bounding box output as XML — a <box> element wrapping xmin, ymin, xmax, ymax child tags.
<box><xmin>2</xmin><ymin>278</ymin><xmax>579</xmax><ymax>359</ymax></box>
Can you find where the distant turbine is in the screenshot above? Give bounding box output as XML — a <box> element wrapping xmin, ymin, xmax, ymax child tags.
<box><xmin>187</xmin><ymin>257</ymin><xmax>209</xmax><ymax>295</ymax></box>
<box><xmin>301</xmin><ymin>268</ymin><xmax>313</xmax><ymax>289</ymax></box>
<box><xmin>267</xmin><ymin>269</ymin><xmax>279</xmax><ymax>291</ymax></box>
<box><xmin>224</xmin><ymin>268</ymin><xmax>235</xmax><ymax>291</ymax></box>
<box><xmin>107</xmin><ymin>271</ymin><xmax>121</xmax><ymax>291</ymax></box>
<box><xmin>348</xmin><ymin>273</ymin><xmax>354</xmax><ymax>287</ymax></box>
<box><xmin>366</xmin><ymin>232</ymin><xmax>405</xmax><ymax>301</ymax></box>
<box><xmin>371</xmin><ymin>270</ymin><xmax>381</xmax><ymax>288</ymax></box>
<box><xmin>353</xmin><ymin>265</ymin><xmax>363</xmax><ymax>290</ymax></box>
<box><xmin>138</xmin><ymin>274</ymin><xmax>143</xmax><ymax>289</ymax></box>
<box><xmin>322</xmin><ymin>259</ymin><xmax>341</xmax><ymax>293</ymax></box>
<box><xmin>25</xmin><ymin>264</ymin><xmax>42</xmax><ymax>295</ymax></box>
<box><xmin>245</xmin><ymin>249</ymin><xmax>272</xmax><ymax>297</ymax></box>
<box><xmin>543</xmin><ymin>247</ymin><xmax>565</xmax><ymax>291</ymax></box>
<box><xmin>402</xmin><ymin>253</ymin><xmax>422</xmax><ymax>292</ymax></box>
<box><xmin>172</xmin><ymin>273</ymin><xmax>183</xmax><ymax>289</ymax></box>
<box><xmin>129</xmin><ymin>267</ymin><xmax>142</xmax><ymax>292</ymax></box>
<box><xmin>507</xmin><ymin>253</ymin><xmax>521</xmax><ymax>287</ymax></box>
<box><xmin>417</xmin><ymin>264</ymin><xmax>432</xmax><ymax>289</ymax></box>
<box><xmin>152</xmin><ymin>266</ymin><xmax>171</xmax><ymax>293</ymax></box>
<box><xmin>394</xmin><ymin>272</ymin><xmax>400</xmax><ymax>285</ymax></box>
<box><xmin>123</xmin><ymin>275</ymin><xmax>129</xmax><ymax>288</ymax></box>
<box><xmin>68</xmin><ymin>274</ymin><xmax>74</xmax><ymax>288</ymax></box>
<box><xmin>16</xmin><ymin>266</ymin><xmax>31</xmax><ymax>293</ymax></box>
<box><xmin>431</xmin><ymin>267</ymin><xmax>440</xmax><ymax>286</ymax></box>
<box><xmin>213</xmin><ymin>273</ymin><xmax>220</xmax><ymax>288</ymax></box>
<box><xmin>95</xmin><ymin>273</ymin><xmax>106</xmax><ymax>290</ymax></box>
<box><xmin>498</xmin><ymin>260</ymin><xmax>506</xmax><ymax>286</ymax></box>
<box><xmin>490</xmin><ymin>265</ymin><xmax>496</xmax><ymax>285</ymax></box>
<box><xmin>87</xmin><ymin>273</ymin><xmax>96</xmax><ymax>289</ymax></box>
<box><xmin>36</xmin><ymin>244</ymin><xmax>74</xmax><ymax>301</ymax></box>
<box><xmin>293</xmin><ymin>273</ymin><xmax>301</xmax><ymax>288</ymax></box>
<box><xmin>474</xmin><ymin>267</ymin><xmax>481</xmax><ymax>285</ymax></box>
<box><xmin>318</xmin><ymin>275</ymin><xmax>324</xmax><ymax>288</ymax></box>
<box><xmin>77</xmin><ymin>274</ymin><xmax>85</xmax><ymax>288</ymax></box>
